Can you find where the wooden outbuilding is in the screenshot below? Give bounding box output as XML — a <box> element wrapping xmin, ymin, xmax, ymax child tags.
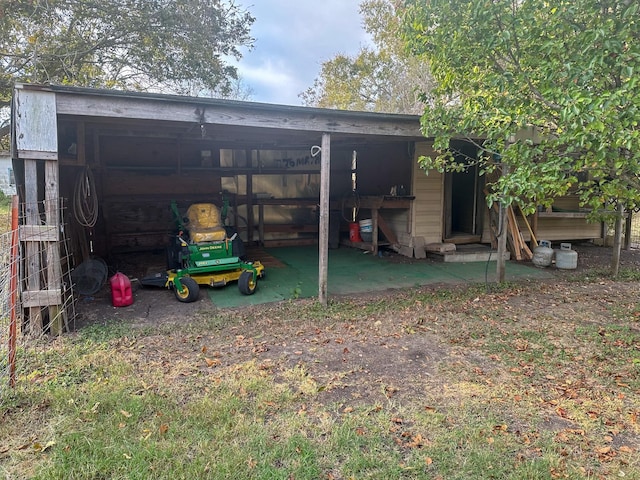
<box><xmin>10</xmin><ymin>83</ymin><xmax>604</xmax><ymax>332</ymax></box>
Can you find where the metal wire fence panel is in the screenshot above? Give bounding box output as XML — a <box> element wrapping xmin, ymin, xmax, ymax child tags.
<box><xmin>0</xmin><ymin>203</ymin><xmax>19</xmax><ymax>396</ymax></box>
<box><xmin>1</xmin><ymin>198</ymin><xmax>77</xmax><ymax>395</ymax></box>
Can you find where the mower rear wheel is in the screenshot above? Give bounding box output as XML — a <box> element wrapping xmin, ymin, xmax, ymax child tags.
<box><xmin>174</xmin><ymin>277</ymin><xmax>200</xmax><ymax>303</ymax></box>
<box><xmin>238</xmin><ymin>270</ymin><xmax>257</xmax><ymax>295</ymax></box>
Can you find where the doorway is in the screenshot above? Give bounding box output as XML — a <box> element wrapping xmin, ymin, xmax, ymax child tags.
<box><xmin>444</xmin><ymin>141</ymin><xmax>485</xmax><ymax>243</ymax></box>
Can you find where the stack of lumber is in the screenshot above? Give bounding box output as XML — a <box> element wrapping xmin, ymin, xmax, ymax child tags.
<box><xmin>506</xmin><ymin>206</ymin><xmax>532</xmax><ymax>261</ymax></box>
<box><xmin>488</xmin><ymin>203</ymin><xmax>535</xmax><ymax>261</ymax></box>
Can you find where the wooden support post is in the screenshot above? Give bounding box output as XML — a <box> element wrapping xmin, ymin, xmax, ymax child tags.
<box><xmin>318</xmin><ymin>134</ymin><xmax>331</xmax><ymax>307</ymax></box>
<box><xmin>247</xmin><ymin>160</ymin><xmax>254</xmax><ymax>243</ymax></box>
<box><xmin>45</xmin><ymin>161</ymin><xmax>63</xmax><ymax>334</ymax></box>
<box><xmin>24</xmin><ymin>160</ymin><xmax>43</xmax><ymax>336</ymax></box>
<box><xmin>258</xmin><ymin>204</ymin><xmax>264</xmax><ymax>246</ymax></box>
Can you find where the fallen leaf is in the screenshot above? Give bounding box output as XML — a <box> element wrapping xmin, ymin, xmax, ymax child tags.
<box><xmin>201</xmin><ymin>346</ymin><xmax>207</xmax><ymax>354</ymax></box>
<box><xmin>205</xmin><ymin>357</ymin><xmax>221</xmax><ymax>367</ymax></box>
<box><xmin>123</xmin><ymin>453</ymin><xmax>132</xmax><ymax>459</ymax></box>
<box><xmin>356</xmin><ymin>427</ymin><xmax>366</xmax><ymax>436</ymax></box>
<box><xmin>597</xmin><ymin>446</ymin><xmax>612</xmax><ymax>455</ymax></box>
<box><xmin>159</xmin><ymin>424</ymin><xmax>169</xmax><ymax>435</ymax></box>
<box><xmin>343</xmin><ymin>406</ymin><xmax>354</xmax><ymax>414</ymax></box>
<box><xmin>120</xmin><ymin>410</ymin><xmax>132</xmax><ymax>418</ymax></box>
<box><xmin>619</xmin><ymin>446</ymin><xmax>634</xmax><ymax>454</ymax></box>
<box><xmin>424</xmin><ymin>406</ymin><xmax>437</xmax><ymax>413</ymax></box>
<box><xmin>425</xmin><ymin>457</ymin><xmax>433</xmax><ymax>465</ymax></box>
<box><xmin>391</xmin><ymin>417</ymin><xmax>403</xmax><ymax>424</ymax></box>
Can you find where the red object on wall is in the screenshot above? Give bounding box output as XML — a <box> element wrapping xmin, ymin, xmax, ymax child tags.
<box><xmin>349</xmin><ymin>222</ymin><xmax>362</xmax><ymax>242</ymax></box>
<box><xmin>110</xmin><ymin>272</ymin><xmax>133</xmax><ymax>307</ymax></box>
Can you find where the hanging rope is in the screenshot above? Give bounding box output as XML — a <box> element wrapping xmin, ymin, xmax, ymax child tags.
<box><xmin>73</xmin><ymin>166</ymin><xmax>99</xmax><ymax>228</ymax></box>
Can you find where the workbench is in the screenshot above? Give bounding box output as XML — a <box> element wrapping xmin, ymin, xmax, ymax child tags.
<box><xmin>340</xmin><ymin>195</ymin><xmax>414</xmax><ymax>255</ymax></box>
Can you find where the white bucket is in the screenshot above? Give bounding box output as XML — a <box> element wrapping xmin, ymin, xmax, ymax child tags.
<box><xmin>359</xmin><ymin>219</ymin><xmax>373</xmax><ymax>233</ymax></box>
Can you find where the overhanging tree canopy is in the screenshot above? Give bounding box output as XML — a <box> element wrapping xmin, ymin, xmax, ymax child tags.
<box><xmin>0</xmin><ymin>0</ymin><xmax>255</xmax><ymax>140</ymax></box>
<box><xmin>301</xmin><ymin>0</ymin><xmax>433</xmax><ymax>113</ymax></box>
<box><xmin>404</xmin><ymin>0</ymin><xmax>640</xmax><ymax>217</ymax></box>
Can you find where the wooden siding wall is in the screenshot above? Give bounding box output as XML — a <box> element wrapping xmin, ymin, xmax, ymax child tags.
<box><xmin>411</xmin><ymin>142</ymin><xmax>443</xmax><ymax>244</ymax></box>
<box><xmin>480</xmin><ymin>193</ymin><xmax>603</xmax><ymax>244</ymax></box>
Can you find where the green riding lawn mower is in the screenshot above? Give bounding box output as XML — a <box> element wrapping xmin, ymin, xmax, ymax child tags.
<box><xmin>141</xmin><ymin>199</ymin><xmax>265</xmax><ymax>302</ymax></box>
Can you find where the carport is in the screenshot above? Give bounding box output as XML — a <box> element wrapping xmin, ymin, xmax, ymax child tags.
<box><xmin>11</xmin><ymin>83</ymin><xmax>428</xmax><ymax>333</ymax></box>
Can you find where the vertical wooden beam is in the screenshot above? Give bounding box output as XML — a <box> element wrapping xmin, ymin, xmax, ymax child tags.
<box><xmin>318</xmin><ymin>134</ymin><xmax>331</xmax><ymax>306</ymax></box>
<box><xmin>24</xmin><ymin>160</ymin><xmax>43</xmax><ymax>335</ymax></box>
<box><xmin>246</xmin><ymin>150</ymin><xmax>254</xmax><ymax>242</ymax></box>
<box><xmin>45</xmin><ymin>160</ymin><xmax>62</xmax><ymax>334</ymax></box>
<box><xmin>76</xmin><ymin>121</ymin><xmax>86</xmax><ymax>165</ymax></box>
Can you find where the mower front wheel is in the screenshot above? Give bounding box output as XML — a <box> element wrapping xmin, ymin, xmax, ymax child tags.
<box><xmin>174</xmin><ymin>277</ymin><xmax>200</xmax><ymax>303</ymax></box>
<box><xmin>238</xmin><ymin>270</ymin><xmax>257</xmax><ymax>295</ymax></box>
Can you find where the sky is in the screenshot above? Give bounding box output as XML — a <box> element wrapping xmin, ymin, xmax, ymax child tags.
<box><xmin>234</xmin><ymin>1</ymin><xmax>372</xmax><ymax>106</ymax></box>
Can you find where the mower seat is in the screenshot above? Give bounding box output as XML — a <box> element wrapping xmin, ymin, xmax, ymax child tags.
<box><xmin>186</xmin><ymin>203</ymin><xmax>227</xmax><ymax>243</ymax></box>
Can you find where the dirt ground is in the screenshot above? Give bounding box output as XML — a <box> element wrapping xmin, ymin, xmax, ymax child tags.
<box><xmin>74</xmin><ymin>242</ymin><xmax>640</xmax><ymax>411</ymax></box>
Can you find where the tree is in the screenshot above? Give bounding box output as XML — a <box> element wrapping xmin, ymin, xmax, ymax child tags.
<box><xmin>404</xmin><ymin>0</ymin><xmax>640</xmax><ymax>276</ymax></box>
<box><xmin>0</xmin><ymin>0</ymin><xmax>255</xmax><ymax>143</ymax></box>
<box><xmin>300</xmin><ymin>0</ymin><xmax>433</xmax><ymax>113</ymax></box>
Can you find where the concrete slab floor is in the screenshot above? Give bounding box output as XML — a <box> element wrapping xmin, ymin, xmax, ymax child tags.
<box><xmin>207</xmin><ymin>246</ymin><xmax>553</xmax><ymax>308</ymax></box>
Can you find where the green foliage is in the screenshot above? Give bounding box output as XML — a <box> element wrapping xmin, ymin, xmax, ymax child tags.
<box><xmin>300</xmin><ymin>0</ymin><xmax>433</xmax><ymax>113</ymax></box>
<box><xmin>0</xmin><ymin>0</ymin><xmax>255</xmax><ymax>107</ymax></box>
<box><xmin>404</xmin><ymin>0</ymin><xmax>640</xmax><ymax>217</ymax></box>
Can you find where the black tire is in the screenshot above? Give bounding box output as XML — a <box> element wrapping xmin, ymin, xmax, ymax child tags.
<box><xmin>238</xmin><ymin>270</ymin><xmax>257</xmax><ymax>295</ymax></box>
<box><xmin>174</xmin><ymin>277</ymin><xmax>200</xmax><ymax>303</ymax></box>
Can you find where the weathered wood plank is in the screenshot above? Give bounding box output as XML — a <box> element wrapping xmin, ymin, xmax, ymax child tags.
<box><xmin>22</xmin><ymin>290</ymin><xmax>62</xmax><ymax>308</ymax></box>
<box><xmin>14</xmin><ymin>88</ymin><xmax>59</xmax><ymax>158</ymax></box>
<box><xmin>45</xmin><ymin>160</ymin><xmax>63</xmax><ymax>334</ymax></box>
<box><xmin>19</xmin><ymin>225</ymin><xmax>59</xmax><ymax>242</ymax></box>
<box><xmin>377</xmin><ymin>213</ymin><xmax>398</xmax><ymax>245</ymax></box>
<box><xmin>24</xmin><ymin>160</ymin><xmax>43</xmax><ymax>335</ymax></box>
<box><xmin>318</xmin><ymin>133</ymin><xmax>331</xmax><ymax>306</ymax></box>
<box><xmin>55</xmin><ymin>92</ymin><xmax>422</xmax><ymax>137</ymax></box>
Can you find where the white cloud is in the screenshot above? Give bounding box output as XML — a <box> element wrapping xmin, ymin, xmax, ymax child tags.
<box><xmin>234</xmin><ymin>1</ymin><xmax>371</xmax><ymax>105</ymax></box>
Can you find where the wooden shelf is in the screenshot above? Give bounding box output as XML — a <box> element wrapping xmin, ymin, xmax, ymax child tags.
<box><xmin>538</xmin><ymin>212</ymin><xmax>589</xmax><ymax>218</ymax></box>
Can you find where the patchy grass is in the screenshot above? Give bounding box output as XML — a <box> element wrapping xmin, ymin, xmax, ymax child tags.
<box><xmin>1</xmin><ymin>279</ymin><xmax>639</xmax><ymax>479</ymax></box>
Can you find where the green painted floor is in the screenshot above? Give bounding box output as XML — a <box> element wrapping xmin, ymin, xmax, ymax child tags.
<box><xmin>208</xmin><ymin>246</ymin><xmax>553</xmax><ymax>308</ymax></box>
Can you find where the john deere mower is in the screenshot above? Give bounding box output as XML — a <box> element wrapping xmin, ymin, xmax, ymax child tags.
<box><xmin>141</xmin><ymin>200</ymin><xmax>264</xmax><ymax>303</ymax></box>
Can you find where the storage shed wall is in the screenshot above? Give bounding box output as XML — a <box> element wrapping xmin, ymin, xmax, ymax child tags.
<box><xmin>410</xmin><ymin>142</ymin><xmax>444</xmax><ymax>244</ymax></box>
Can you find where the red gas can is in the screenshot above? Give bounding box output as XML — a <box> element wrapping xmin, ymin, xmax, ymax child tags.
<box><xmin>110</xmin><ymin>272</ymin><xmax>133</xmax><ymax>307</ymax></box>
<box><xmin>349</xmin><ymin>222</ymin><xmax>362</xmax><ymax>242</ymax></box>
